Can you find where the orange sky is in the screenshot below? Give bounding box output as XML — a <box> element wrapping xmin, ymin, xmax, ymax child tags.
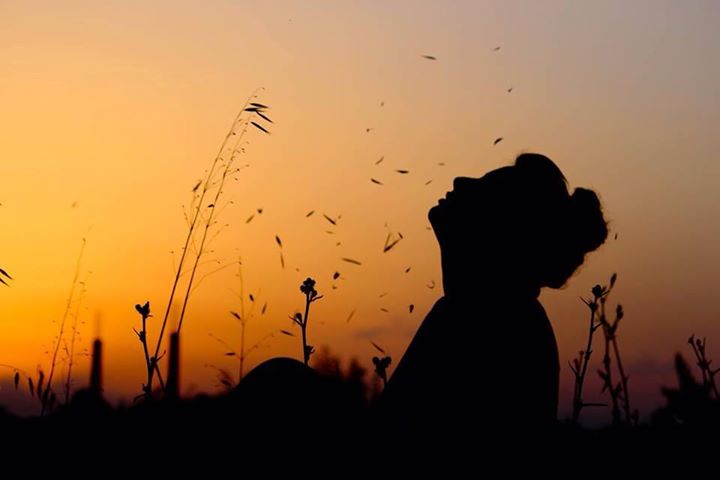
<box><xmin>1</xmin><ymin>1</ymin><xmax>719</xmax><ymax>421</ymax></box>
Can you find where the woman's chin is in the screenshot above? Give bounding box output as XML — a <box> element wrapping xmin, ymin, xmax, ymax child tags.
<box><xmin>428</xmin><ymin>204</ymin><xmax>445</xmax><ymax>234</ymax></box>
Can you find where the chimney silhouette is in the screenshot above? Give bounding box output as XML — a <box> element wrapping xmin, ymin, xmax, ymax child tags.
<box><xmin>166</xmin><ymin>331</ymin><xmax>180</xmax><ymax>400</ymax></box>
<box><xmin>89</xmin><ymin>338</ymin><xmax>103</xmax><ymax>394</ymax></box>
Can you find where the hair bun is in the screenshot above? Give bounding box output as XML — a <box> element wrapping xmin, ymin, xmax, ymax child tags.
<box><xmin>569</xmin><ymin>187</ymin><xmax>608</xmax><ymax>254</ymax></box>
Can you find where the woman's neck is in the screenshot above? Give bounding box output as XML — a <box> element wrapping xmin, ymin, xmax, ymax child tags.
<box><xmin>442</xmin><ymin>274</ymin><xmax>541</xmax><ymax>302</ymax></box>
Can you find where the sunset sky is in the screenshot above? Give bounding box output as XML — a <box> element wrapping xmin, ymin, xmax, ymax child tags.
<box><xmin>1</xmin><ymin>0</ymin><xmax>719</xmax><ymax>421</ymax></box>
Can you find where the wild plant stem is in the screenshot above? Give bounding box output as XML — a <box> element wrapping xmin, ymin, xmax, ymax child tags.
<box><xmin>238</xmin><ymin>259</ymin><xmax>246</xmax><ymax>382</ymax></box>
<box><xmin>141</xmin><ymin>316</ymin><xmax>153</xmax><ymax>399</ymax></box>
<box><xmin>302</xmin><ymin>296</ymin><xmax>311</xmax><ymax>366</ymax></box>
<box><xmin>611</xmin><ymin>336</ymin><xmax>631</xmax><ymax>423</ymax></box>
<box><xmin>64</xmin><ymin>277</ymin><xmax>88</xmax><ymax>403</ymax></box>
<box><xmin>572</xmin><ymin>306</ymin><xmax>597</xmax><ymax>425</ymax></box>
<box><xmin>43</xmin><ymin>238</ymin><xmax>86</xmax><ymax>416</ymax></box>
<box><xmin>600</xmin><ymin>301</ymin><xmax>622</xmax><ymax>425</ymax></box>
<box><xmin>176</xmin><ymin>103</ymin><xmax>257</xmax><ymax>335</ymax></box>
<box><xmin>150</xmin><ymin>90</ymin><xmax>263</xmax><ymax>393</ymax></box>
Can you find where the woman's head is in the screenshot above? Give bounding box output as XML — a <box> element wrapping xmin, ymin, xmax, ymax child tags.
<box><xmin>429</xmin><ymin>153</ymin><xmax>608</xmax><ymax>295</ymax></box>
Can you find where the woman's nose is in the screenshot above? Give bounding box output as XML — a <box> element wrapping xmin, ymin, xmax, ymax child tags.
<box><xmin>453</xmin><ymin>176</ymin><xmax>477</xmax><ymax>191</ymax></box>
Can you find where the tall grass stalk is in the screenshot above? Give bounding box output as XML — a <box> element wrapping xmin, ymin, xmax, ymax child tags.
<box><xmin>570</xmin><ymin>284</ymin><xmax>605</xmax><ymax>425</ymax></box>
<box><xmin>63</xmin><ymin>273</ymin><xmax>89</xmax><ymax>403</ymax></box>
<box><xmin>145</xmin><ymin>90</ymin><xmax>271</xmax><ymax>397</ymax></box>
<box><xmin>42</xmin><ymin>238</ymin><xmax>86</xmax><ymax>415</ymax></box>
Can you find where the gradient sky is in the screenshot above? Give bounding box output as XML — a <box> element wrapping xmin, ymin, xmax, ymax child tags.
<box><xmin>1</xmin><ymin>0</ymin><xmax>719</xmax><ymax>421</ymax></box>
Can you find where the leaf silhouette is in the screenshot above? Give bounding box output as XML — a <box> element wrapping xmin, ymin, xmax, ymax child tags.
<box><xmin>341</xmin><ymin>257</ymin><xmax>362</xmax><ymax>266</ymax></box>
<box><xmin>370</xmin><ymin>341</ymin><xmax>386</xmax><ymax>354</ymax></box>
<box><xmin>251</xmin><ymin>121</ymin><xmax>270</xmax><ymax>134</ymax></box>
<box><xmin>256</xmin><ymin>111</ymin><xmax>273</xmax><ymax>124</ymax></box>
<box><xmin>383</xmin><ymin>238</ymin><xmax>401</xmax><ymax>253</ymax></box>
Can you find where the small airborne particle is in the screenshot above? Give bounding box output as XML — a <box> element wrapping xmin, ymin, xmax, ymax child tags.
<box><xmin>257</xmin><ymin>208</ymin><xmax>263</xmax><ymax>214</ymax></box>
<box><xmin>493</xmin><ymin>137</ymin><xmax>503</xmax><ymax>146</ymax></box>
<box><xmin>346</xmin><ymin>309</ymin><xmax>356</xmax><ymax>323</ymax></box>
<box><xmin>370</xmin><ymin>341</ymin><xmax>386</xmax><ymax>355</ymax></box>
<box><xmin>425</xmin><ymin>180</ymin><xmax>433</xmax><ymax>186</ymax></box>
<box><xmin>437</xmin><ymin>162</ymin><xmax>446</xmax><ymax>166</ymax></box>
<box><xmin>333</xmin><ymin>272</ymin><xmax>340</xmax><ymax>280</ymax></box>
<box><xmin>404</xmin><ymin>266</ymin><xmax>412</xmax><ymax>273</ymax></box>
<box><xmin>275</xmin><ymin>235</ymin><xmax>282</xmax><ymax>247</ymax></box>
<box><xmin>395</xmin><ymin>169</ymin><xmax>409</xmax><ymax>174</ymax></box>
<box><xmin>375</xmin><ymin>156</ymin><xmax>385</xmax><ymax>165</ymax></box>
<box><xmin>371</xmin><ymin>178</ymin><xmax>383</xmax><ymax>185</ymax></box>
<box><xmin>383</xmin><ymin>237</ymin><xmax>401</xmax><ymax>253</ymax></box>
<box><xmin>421</xmin><ymin>55</ymin><xmax>437</xmax><ymax>60</ymax></box>
<box><xmin>306</xmin><ymin>210</ymin><xmax>315</xmax><ymax>217</ymax></box>
<box><xmin>245</xmin><ymin>214</ymin><xmax>255</xmax><ymax>224</ymax></box>
<box><xmin>341</xmin><ymin>257</ymin><xmax>362</xmax><ymax>266</ymax></box>
<box><xmin>380</xmin><ymin>101</ymin><xmax>385</xmax><ymax>107</ymax></box>
<box><xmin>507</xmin><ymin>87</ymin><xmax>513</xmax><ymax>93</ymax></box>
<box><xmin>493</xmin><ymin>46</ymin><xmax>501</xmax><ymax>51</ymax></box>
<box><xmin>323</xmin><ymin>214</ymin><xmax>337</xmax><ymax>226</ymax></box>
<box><xmin>380</xmin><ymin>308</ymin><xmax>389</xmax><ymax>313</ymax></box>
<box><xmin>409</xmin><ymin>304</ymin><xmax>415</xmax><ymax>313</ymax></box>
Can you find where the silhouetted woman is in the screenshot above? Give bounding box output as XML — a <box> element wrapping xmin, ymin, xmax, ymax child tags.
<box><xmin>381</xmin><ymin>153</ymin><xmax>608</xmax><ymax>432</ymax></box>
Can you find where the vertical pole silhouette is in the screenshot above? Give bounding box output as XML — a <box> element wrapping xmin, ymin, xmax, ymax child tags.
<box><xmin>166</xmin><ymin>332</ymin><xmax>180</xmax><ymax>400</ymax></box>
<box><xmin>89</xmin><ymin>338</ymin><xmax>103</xmax><ymax>395</ymax></box>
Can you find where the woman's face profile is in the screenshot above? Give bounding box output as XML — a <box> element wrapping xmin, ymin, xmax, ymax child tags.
<box><xmin>429</xmin><ymin>167</ymin><xmax>513</xmax><ymax>250</ymax></box>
